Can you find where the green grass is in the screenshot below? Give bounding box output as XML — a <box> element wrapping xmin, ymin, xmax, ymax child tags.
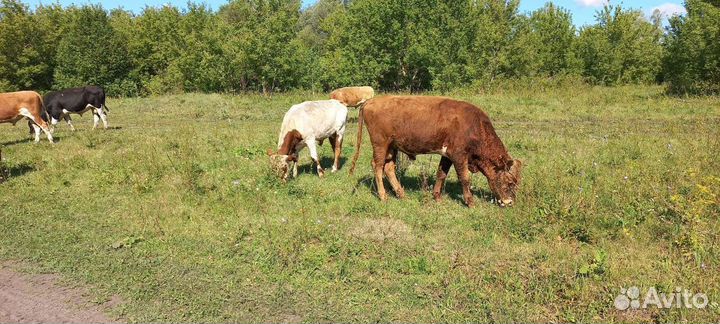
<box><xmin>1</xmin><ymin>86</ymin><xmax>719</xmax><ymax>322</ymax></box>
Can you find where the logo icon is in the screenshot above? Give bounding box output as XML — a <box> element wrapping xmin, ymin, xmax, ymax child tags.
<box><xmin>614</xmin><ymin>286</ymin><xmax>641</xmax><ymax>310</ymax></box>
<box><xmin>615</xmin><ymin>286</ymin><xmax>709</xmax><ymax>310</ymax></box>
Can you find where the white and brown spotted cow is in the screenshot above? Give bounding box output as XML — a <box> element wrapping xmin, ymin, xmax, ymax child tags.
<box><xmin>268</xmin><ymin>100</ymin><xmax>348</xmax><ymax>181</ymax></box>
<box><xmin>0</xmin><ymin>91</ymin><xmax>53</xmax><ymax>143</ymax></box>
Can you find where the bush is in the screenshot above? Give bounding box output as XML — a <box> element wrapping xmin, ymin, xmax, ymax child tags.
<box><xmin>664</xmin><ymin>0</ymin><xmax>720</xmax><ymax>95</ymax></box>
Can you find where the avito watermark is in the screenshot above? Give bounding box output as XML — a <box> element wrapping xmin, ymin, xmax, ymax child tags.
<box><xmin>615</xmin><ymin>286</ymin><xmax>709</xmax><ymax>310</ymax></box>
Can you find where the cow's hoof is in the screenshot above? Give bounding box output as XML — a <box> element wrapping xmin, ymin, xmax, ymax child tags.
<box><xmin>318</xmin><ymin>170</ymin><xmax>325</xmax><ymax>178</ymax></box>
<box><xmin>466</xmin><ymin>202</ymin><xmax>475</xmax><ymax>208</ymax></box>
<box><xmin>396</xmin><ymin>191</ymin><xmax>406</xmax><ymax>199</ymax></box>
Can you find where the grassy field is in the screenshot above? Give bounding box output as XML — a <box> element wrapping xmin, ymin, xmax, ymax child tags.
<box><xmin>1</xmin><ymin>85</ymin><xmax>719</xmax><ymax>322</ymax></box>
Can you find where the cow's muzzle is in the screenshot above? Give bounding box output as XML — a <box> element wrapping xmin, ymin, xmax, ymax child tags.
<box><xmin>499</xmin><ymin>199</ymin><xmax>514</xmax><ymax>208</ymax></box>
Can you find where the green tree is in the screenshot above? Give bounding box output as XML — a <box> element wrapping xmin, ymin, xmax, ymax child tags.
<box><xmin>53</xmin><ymin>5</ymin><xmax>132</xmax><ymax>95</ymax></box>
<box><xmin>464</xmin><ymin>0</ymin><xmax>521</xmax><ymax>84</ymax></box>
<box><xmin>575</xmin><ymin>5</ymin><xmax>663</xmax><ymax>85</ymax></box>
<box><xmin>515</xmin><ymin>2</ymin><xmax>578</xmax><ymax>77</ymax></box>
<box><xmin>31</xmin><ymin>4</ymin><xmax>68</xmax><ymax>91</ymax></box>
<box><xmin>166</xmin><ymin>3</ymin><xmax>227</xmax><ymax>93</ymax></box>
<box><xmin>297</xmin><ymin>0</ymin><xmax>344</xmax><ymax>51</ymax></box>
<box><xmin>125</xmin><ymin>6</ymin><xmax>184</xmax><ymax>94</ymax></box>
<box><xmin>0</xmin><ymin>0</ymin><xmax>55</xmax><ymax>91</ymax></box>
<box><xmin>296</xmin><ymin>0</ymin><xmax>345</xmax><ymax>89</ymax></box>
<box><xmin>664</xmin><ymin>0</ymin><xmax>720</xmax><ymax>94</ymax></box>
<box><xmin>220</xmin><ymin>0</ymin><xmax>304</xmax><ymax>94</ymax></box>
<box><xmin>321</xmin><ymin>0</ymin><xmax>458</xmax><ymax>91</ymax></box>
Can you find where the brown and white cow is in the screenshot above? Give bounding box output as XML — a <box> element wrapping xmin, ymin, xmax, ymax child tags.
<box><xmin>268</xmin><ymin>99</ymin><xmax>348</xmax><ymax>181</ymax></box>
<box><xmin>349</xmin><ymin>96</ymin><xmax>521</xmax><ymax>208</ymax></box>
<box><xmin>0</xmin><ymin>91</ymin><xmax>53</xmax><ymax>143</ymax></box>
<box><xmin>329</xmin><ymin>86</ymin><xmax>375</xmax><ymax>108</ymax></box>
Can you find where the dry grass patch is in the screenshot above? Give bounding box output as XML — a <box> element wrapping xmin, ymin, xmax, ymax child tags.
<box><xmin>348</xmin><ymin>217</ymin><xmax>413</xmax><ymax>244</ymax></box>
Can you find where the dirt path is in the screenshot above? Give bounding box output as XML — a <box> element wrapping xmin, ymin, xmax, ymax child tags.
<box><xmin>0</xmin><ymin>262</ymin><xmax>122</xmax><ymax>323</ymax></box>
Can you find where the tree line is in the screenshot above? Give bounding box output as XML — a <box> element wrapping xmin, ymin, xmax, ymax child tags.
<box><xmin>0</xmin><ymin>0</ymin><xmax>718</xmax><ymax>96</ymax></box>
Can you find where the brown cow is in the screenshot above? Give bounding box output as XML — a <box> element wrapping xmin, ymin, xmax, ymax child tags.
<box><xmin>330</xmin><ymin>86</ymin><xmax>375</xmax><ymax>108</ymax></box>
<box><xmin>349</xmin><ymin>96</ymin><xmax>521</xmax><ymax>208</ymax></box>
<box><xmin>0</xmin><ymin>91</ymin><xmax>53</xmax><ymax>143</ymax></box>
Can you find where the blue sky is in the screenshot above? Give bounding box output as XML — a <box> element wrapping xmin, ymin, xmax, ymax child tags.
<box><xmin>26</xmin><ymin>0</ymin><xmax>686</xmax><ymax>27</ymax></box>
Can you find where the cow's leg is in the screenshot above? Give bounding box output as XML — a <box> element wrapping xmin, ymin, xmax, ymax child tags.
<box><xmin>329</xmin><ymin>133</ymin><xmax>343</xmax><ymax>172</ymax></box>
<box><xmin>19</xmin><ymin>107</ymin><xmax>53</xmax><ymax>143</ymax></box>
<box><xmin>49</xmin><ymin>115</ymin><xmax>60</xmax><ymax>133</ymax></box>
<box><xmin>31</xmin><ymin>123</ymin><xmax>41</xmax><ymax>143</ymax></box>
<box><xmin>433</xmin><ymin>157</ymin><xmax>453</xmax><ymax>202</ymax></box>
<box><xmin>92</xmin><ymin>112</ymin><xmax>100</xmax><ymax>129</ymax></box>
<box><xmin>383</xmin><ymin>151</ymin><xmax>405</xmax><ymax>199</ymax></box>
<box><xmin>306</xmin><ymin>139</ymin><xmax>324</xmax><ymax>177</ymax></box>
<box><xmin>292</xmin><ymin>160</ymin><xmax>298</xmax><ymax>178</ymax></box>
<box><xmin>63</xmin><ymin>114</ymin><xmax>76</xmax><ymax>131</ymax></box>
<box><xmin>97</xmin><ymin>106</ymin><xmax>108</xmax><ymax>129</ymax></box>
<box><xmin>372</xmin><ymin>146</ymin><xmax>389</xmax><ymax>201</ymax></box>
<box><xmin>453</xmin><ymin>158</ymin><xmax>474</xmax><ymax>208</ymax></box>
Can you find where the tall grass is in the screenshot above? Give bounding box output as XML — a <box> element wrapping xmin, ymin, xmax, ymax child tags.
<box><xmin>0</xmin><ymin>86</ymin><xmax>718</xmax><ymax>322</ymax></box>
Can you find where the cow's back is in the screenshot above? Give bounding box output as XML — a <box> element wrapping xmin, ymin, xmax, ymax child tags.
<box><xmin>363</xmin><ymin>96</ymin><xmax>483</xmax><ymax>134</ymax></box>
<box><xmin>0</xmin><ymin>91</ymin><xmax>43</xmax><ymax>122</ymax></box>
<box><xmin>84</xmin><ymin>86</ymin><xmax>105</xmax><ymax>105</ymax></box>
<box><xmin>362</xmin><ymin>96</ymin><xmax>488</xmax><ymax>154</ymax></box>
<box><xmin>278</xmin><ymin>100</ymin><xmax>347</xmax><ymax>147</ymax></box>
<box><xmin>47</xmin><ymin>86</ymin><xmax>105</xmax><ymax>109</ymax></box>
<box><xmin>330</xmin><ymin>86</ymin><xmax>374</xmax><ymax>107</ymax></box>
<box><xmin>0</xmin><ymin>91</ymin><xmax>42</xmax><ymax>108</ymax></box>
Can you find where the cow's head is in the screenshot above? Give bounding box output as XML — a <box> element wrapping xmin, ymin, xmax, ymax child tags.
<box><xmin>489</xmin><ymin>158</ymin><xmax>522</xmax><ymax>207</ymax></box>
<box><xmin>267</xmin><ymin>150</ymin><xmax>297</xmax><ymax>181</ymax></box>
<box><xmin>268</xmin><ymin>130</ymin><xmax>303</xmax><ymax>181</ymax></box>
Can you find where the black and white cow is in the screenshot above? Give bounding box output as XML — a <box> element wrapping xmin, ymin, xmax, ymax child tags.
<box><xmin>33</xmin><ymin>86</ymin><xmax>110</xmax><ymax>132</ymax></box>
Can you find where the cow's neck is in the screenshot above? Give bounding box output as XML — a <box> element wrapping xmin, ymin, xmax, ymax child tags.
<box><xmin>278</xmin><ymin>130</ymin><xmax>302</xmax><ymax>156</ymax></box>
<box><xmin>478</xmin><ymin>157</ymin><xmax>505</xmax><ymax>179</ymax></box>
<box><xmin>476</xmin><ymin>127</ymin><xmax>511</xmax><ymax>179</ymax></box>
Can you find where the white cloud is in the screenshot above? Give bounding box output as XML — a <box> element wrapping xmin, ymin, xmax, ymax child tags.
<box><xmin>651</xmin><ymin>3</ymin><xmax>687</xmax><ymax>18</ymax></box>
<box><xmin>576</xmin><ymin>0</ymin><xmax>608</xmax><ymax>7</ymax></box>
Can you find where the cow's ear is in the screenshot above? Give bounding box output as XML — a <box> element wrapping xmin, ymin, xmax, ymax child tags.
<box><xmin>512</xmin><ymin>159</ymin><xmax>522</xmax><ymax>169</ymax></box>
<box><xmin>292</xmin><ymin>130</ymin><xmax>303</xmax><ymax>142</ymax></box>
<box><xmin>509</xmin><ymin>159</ymin><xmax>522</xmax><ymax>183</ymax></box>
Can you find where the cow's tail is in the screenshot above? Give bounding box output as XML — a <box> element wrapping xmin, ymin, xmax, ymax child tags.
<box><xmin>29</xmin><ymin>93</ymin><xmax>50</xmax><ymax>134</ymax></box>
<box><xmin>39</xmin><ymin>95</ymin><xmax>50</xmax><ymax>123</ymax></box>
<box><xmin>349</xmin><ymin>105</ymin><xmax>365</xmax><ymax>175</ymax></box>
<box><xmin>101</xmin><ymin>88</ymin><xmax>109</xmax><ymax>113</ymax></box>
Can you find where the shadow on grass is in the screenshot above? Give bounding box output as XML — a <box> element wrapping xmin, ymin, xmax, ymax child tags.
<box><xmin>2</xmin><ymin>136</ymin><xmax>60</xmax><ymax>145</ymax></box>
<box><xmin>295</xmin><ymin>156</ymin><xmax>348</xmax><ymax>175</ymax></box>
<box><xmin>51</xmin><ymin>125</ymin><xmax>122</xmax><ymax>134</ymax></box>
<box><xmin>1</xmin><ymin>138</ymin><xmax>33</xmax><ymax>146</ymax></box>
<box><xmin>352</xmin><ymin>172</ymin><xmax>496</xmax><ymax>205</ymax></box>
<box><xmin>3</xmin><ymin>163</ymin><xmax>35</xmax><ymax>180</ymax></box>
